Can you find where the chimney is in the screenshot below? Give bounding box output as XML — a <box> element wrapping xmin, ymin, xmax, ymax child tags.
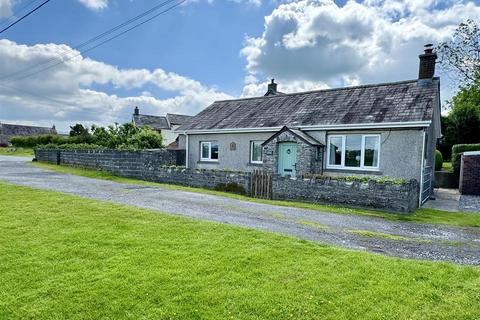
<box><xmin>134</xmin><ymin>106</ymin><xmax>139</xmax><ymax>115</ymax></box>
<box><xmin>265</xmin><ymin>79</ymin><xmax>278</xmax><ymax>96</ymax></box>
<box><xmin>418</xmin><ymin>44</ymin><xmax>437</xmax><ymax>80</ymax></box>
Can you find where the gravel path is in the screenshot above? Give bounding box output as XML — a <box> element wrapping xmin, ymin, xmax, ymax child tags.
<box><xmin>1</xmin><ymin>156</ymin><xmax>480</xmax><ymax>265</ymax></box>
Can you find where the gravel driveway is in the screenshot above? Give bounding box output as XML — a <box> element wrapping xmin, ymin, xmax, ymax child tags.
<box><xmin>1</xmin><ymin>156</ymin><xmax>480</xmax><ymax>265</ymax></box>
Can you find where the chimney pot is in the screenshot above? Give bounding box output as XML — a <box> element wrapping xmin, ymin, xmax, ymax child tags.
<box><xmin>134</xmin><ymin>106</ymin><xmax>139</xmax><ymax>115</ymax></box>
<box><xmin>418</xmin><ymin>44</ymin><xmax>437</xmax><ymax>81</ymax></box>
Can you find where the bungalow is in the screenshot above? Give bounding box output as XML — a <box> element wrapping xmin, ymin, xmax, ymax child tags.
<box><xmin>132</xmin><ymin>107</ymin><xmax>192</xmax><ymax>148</ymax></box>
<box><xmin>177</xmin><ymin>46</ymin><xmax>442</xmax><ymax>205</ymax></box>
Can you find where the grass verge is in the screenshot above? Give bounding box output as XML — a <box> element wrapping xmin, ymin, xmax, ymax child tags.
<box><xmin>31</xmin><ymin>162</ymin><xmax>480</xmax><ymax>228</ymax></box>
<box><xmin>1</xmin><ymin>181</ymin><xmax>479</xmax><ymax>319</ymax></box>
<box><xmin>0</xmin><ymin>147</ymin><xmax>34</xmax><ymax>157</ymax></box>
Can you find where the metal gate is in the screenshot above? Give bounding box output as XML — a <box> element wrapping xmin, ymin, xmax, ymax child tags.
<box><xmin>251</xmin><ymin>170</ymin><xmax>273</xmax><ymax>199</ymax></box>
<box><xmin>421</xmin><ymin>165</ymin><xmax>433</xmax><ymax>205</ymax></box>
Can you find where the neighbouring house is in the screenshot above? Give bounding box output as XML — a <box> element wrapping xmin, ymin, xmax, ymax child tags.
<box><xmin>132</xmin><ymin>107</ymin><xmax>192</xmax><ymax>148</ymax></box>
<box><xmin>177</xmin><ymin>45</ymin><xmax>442</xmax><ymax>205</ymax></box>
<box><xmin>0</xmin><ymin>123</ymin><xmax>57</xmax><ymax>146</ymax></box>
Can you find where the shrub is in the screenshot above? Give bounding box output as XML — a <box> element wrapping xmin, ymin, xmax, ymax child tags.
<box><xmin>435</xmin><ymin>150</ymin><xmax>443</xmax><ymax>171</ymax></box>
<box><xmin>214</xmin><ymin>182</ymin><xmax>246</xmax><ymax>195</ymax></box>
<box><xmin>36</xmin><ymin>143</ymin><xmax>106</xmax><ymax>150</ymax></box>
<box><xmin>452</xmin><ymin>143</ymin><xmax>480</xmax><ymax>174</ymax></box>
<box><xmin>10</xmin><ymin>135</ymin><xmax>67</xmax><ymax>148</ymax></box>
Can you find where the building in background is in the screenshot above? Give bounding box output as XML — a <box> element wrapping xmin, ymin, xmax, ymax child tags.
<box><xmin>0</xmin><ymin>123</ymin><xmax>57</xmax><ymax>146</ymax></box>
<box><xmin>132</xmin><ymin>107</ymin><xmax>192</xmax><ymax>149</ymax></box>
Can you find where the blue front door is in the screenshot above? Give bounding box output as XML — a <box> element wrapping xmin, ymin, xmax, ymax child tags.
<box><xmin>278</xmin><ymin>143</ymin><xmax>297</xmax><ymax>176</ymax></box>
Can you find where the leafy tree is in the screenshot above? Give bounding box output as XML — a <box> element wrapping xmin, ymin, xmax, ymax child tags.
<box><xmin>69</xmin><ymin>124</ymin><xmax>89</xmax><ymax>137</ymax></box>
<box><xmin>437</xmin><ymin>19</ymin><xmax>480</xmax><ymax>87</ymax></box>
<box><xmin>438</xmin><ymin>80</ymin><xmax>480</xmax><ymax>159</ymax></box>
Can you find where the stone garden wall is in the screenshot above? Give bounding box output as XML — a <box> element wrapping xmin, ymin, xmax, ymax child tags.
<box><xmin>272</xmin><ymin>176</ymin><xmax>419</xmax><ymax>213</ymax></box>
<box><xmin>35</xmin><ymin>149</ymin><xmax>419</xmax><ymax>213</ymax></box>
<box><xmin>35</xmin><ymin>148</ymin><xmax>250</xmax><ymax>193</ymax></box>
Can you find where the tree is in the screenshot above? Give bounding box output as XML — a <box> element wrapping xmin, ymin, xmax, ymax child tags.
<box><xmin>437</xmin><ymin>19</ymin><xmax>480</xmax><ymax>87</ymax></box>
<box><xmin>438</xmin><ymin>80</ymin><xmax>480</xmax><ymax>159</ymax></box>
<box><xmin>69</xmin><ymin>123</ymin><xmax>89</xmax><ymax>137</ymax></box>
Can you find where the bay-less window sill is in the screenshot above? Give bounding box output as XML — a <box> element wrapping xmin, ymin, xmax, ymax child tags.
<box><xmin>324</xmin><ymin>168</ymin><xmax>382</xmax><ymax>175</ymax></box>
<box><xmin>247</xmin><ymin>162</ymin><xmax>263</xmax><ymax>167</ymax></box>
<box><xmin>197</xmin><ymin>160</ymin><xmax>219</xmax><ymax>164</ymax></box>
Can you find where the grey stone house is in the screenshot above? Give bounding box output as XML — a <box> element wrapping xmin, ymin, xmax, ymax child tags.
<box><xmin>132</xmin><ymin>107</ymin><xmax>192</xmax><ymax>148</ymax></box>
<box><xmin>0</xmin><ymin>123</ymin><xmax>57</xmax><ymax>146</ymax></box>
<box><xmin>177</xmin><ymin>46</ymin><xmax>441</xmax><ymax>205</ymax></box>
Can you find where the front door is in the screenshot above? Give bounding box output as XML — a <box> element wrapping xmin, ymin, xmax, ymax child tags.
<box><xmin>278</xmin><ymin>142</ymin><xmax>297</xmax><ymax>176</ymax></box>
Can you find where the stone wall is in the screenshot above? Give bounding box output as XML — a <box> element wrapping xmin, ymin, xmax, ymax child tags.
<box><xmin>35</xmin><ymin>149</ymin><xmax>419</xmax><ymax>213</ymax></box>
<box><xmin>460</xmin><ymin>153</ymin><xmax>480</xmax><ymax>196</ymax></box>
<box><xmin>35</xmin><ymin>148</ymin><xmax>250</xmax><ymax>193</ymax></box>
<box><xmin>35</xmin><ymin>149</ymin><xmax>179</xmax><ymax>177</ymax></box>
<box><xmin>272</xmin><ymin>176</ymin><xmax>419</xmax><ymax>213</ymax></box>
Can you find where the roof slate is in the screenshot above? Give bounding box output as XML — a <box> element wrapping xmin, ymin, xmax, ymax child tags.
<box><xmin>133</xmin><ymin>113</ymin><xmax>193</xmax><ymax>130</ymax></box>
<box><xmin>166</xmin><ymin>113</ymin><xmax>193</xmax><ymax>126</ymax></box>
<box><xmin>0</xmin><ymin>123</ymin><xmax>56</xmax><ymax>136</ymax></box>
<box><xmin>179</xmin><ymin>79</ymin><xmax>439</xmax><ymax>131</ymax></box>
<box><xmin>133</xmin><ymin>114</ymin><xmax>170</xmax><ymax>130</ymax></box>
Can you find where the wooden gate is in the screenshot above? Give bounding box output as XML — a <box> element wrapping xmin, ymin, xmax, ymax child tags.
<box><xmin>251</xmin><ymin>170</ymin><xmax>273</xmax><ymax>199</ymax></box>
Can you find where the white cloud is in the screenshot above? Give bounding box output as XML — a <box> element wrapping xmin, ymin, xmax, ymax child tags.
<box><xmin>0</xmin><ymin>0</ymin><xmax>13</xmax><ymax>18</ymax></box>
<box><xmin>0</xmin><ymin>40</ymin><xmax>231</xmax><ymax>132</ymax></box>
<box><xmin>77</xmin><ymin>0</ymin><xmax>108</xmax><ymax>11</ymax></box>
<box><xmin>240</xmin><ymin>0</ymin><xmax>480</xmax><ymax>98</ymax></box>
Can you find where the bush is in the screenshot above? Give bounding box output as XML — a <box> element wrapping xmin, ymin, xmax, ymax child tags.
<box><xmin>10</xmin><ymin>135</ymin><xmax>67</xmax><ymax>148</ymax></box>
<box><xmin>452</xmin><ymin>143</ymin><xmax>480</xmax><ymax>174</ymax></box>
<box><xmin>36</xmin><ymin>143</ymin><xmax>106</xmax><ymax>150</ymax></box>
<box><xmin>435</xmin><ymin>150</ymin><xmax>444</xmax><ymax>171</ymax></box>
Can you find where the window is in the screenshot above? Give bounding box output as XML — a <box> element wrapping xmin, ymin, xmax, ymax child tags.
<box><xmin>200</xmin><ymin>141</ymin><xmax>219</xmax><ymax>161</ymax></box>
<box><xmin>250</xmin><ymin>141</ymin><xmax>263</xmax><ymax>164</ymax></box>
<box><xmin>327</xmin><ymin>134</ymin><xmax>380</xmax><ymax>170</ymax></box>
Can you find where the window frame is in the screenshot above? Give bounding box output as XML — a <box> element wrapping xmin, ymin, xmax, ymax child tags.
<box><xmin>200</xmin><ymin>141</ymin><xmax>219</xmax><ymax>162</ymax></box>
<box><xmin>326</xmin><ymin>134</ymin><xmax>381</xmax><ymax>171</ymax></box>
<box><xmin>250</xmin><ymin>140</ymin><xmax>263</xmax><ymax>164</ymax></box>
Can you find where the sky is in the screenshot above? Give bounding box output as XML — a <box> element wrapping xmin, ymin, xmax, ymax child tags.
<box><xmin>0</xmin><ymin>0</ymin><xmax>479</xmax><ymax>133</ymax></box>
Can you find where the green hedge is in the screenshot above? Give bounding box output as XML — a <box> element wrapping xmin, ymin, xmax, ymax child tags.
<box><xmin>452</xmin><ymin>143</ymin><xmax>480</xmax><ymax>174</ymax></box>
<box><xmin>36</xmin><ymin>143</ymin><xmax>107</xmax><ymax>150</ymax></box>
<box><xmin>10</xmin><ymin>135</ymin><xmax>67</xmax><ymax>148</ymax></box>
<box><xmin>435</xmin><ymin>150</ymin><xmax>443</xmax><ymax>171</ymax></box>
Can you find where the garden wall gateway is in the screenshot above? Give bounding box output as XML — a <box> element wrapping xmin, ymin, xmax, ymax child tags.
<box><xmin>35</xmin><ymin>149</ymin><xmax>420</xmax><ymax>213</ymax></box>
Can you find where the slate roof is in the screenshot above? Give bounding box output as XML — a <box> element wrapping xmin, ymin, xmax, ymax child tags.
<box><xmin>166</xmin><ymin>113</ymin><xmax>193</xmax><ymax>126</ymax></box>
<box><xmin>179</xmin><ymin>79</ymin><xmax>439</xmax><ymax>131</ymax></box>
<box><xmin>133</xmin><ymin>114</ymin><xmax>170</xmax><ymax>130</ymax></box>
<box><xmin>133</xmin><ymin>113</ymin><xmax>192</xmax><ymax>130</ymax></box>
<box><xmin>0</xmin><ymin>123</ymin><xmax>56</xmax><ymax>136</ymax></box>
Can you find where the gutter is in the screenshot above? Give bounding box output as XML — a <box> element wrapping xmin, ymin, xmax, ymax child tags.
<box><xmin>175</xmin><ymin>121</ymin><xmax>432</xmax><ymax>135</ymax></box>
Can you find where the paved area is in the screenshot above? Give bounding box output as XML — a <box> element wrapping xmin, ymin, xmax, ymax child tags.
<box><xmin>423</xmin><ymin>188</ymin><xmax>461</xmax><ymax>212</ymax></box>
<box><xmin>423</xmin><ymin>188</ymin><xmax>480</xmax><ymax>213</ymax></box>
<box><xmin>1</xmin><ymin>156</ymin><xmax>480</xmax><ymax>265</ymax></box>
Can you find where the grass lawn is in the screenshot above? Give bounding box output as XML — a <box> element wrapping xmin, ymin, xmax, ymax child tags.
<box><xmin>442</xmin><ymin>162</ymin><xmax>453</xmax><ymax>172</ymax></box>
<box><xmin>0</xmin><ymin>147</ymin><xmax>34</xmax><ymax>157</ymax></box>
<box><xmin>32</xmin><ymin>162</ymin><xmax>480</xmax><ymax>228</ymax></box>
<box><xmin>0</xmin><ymin>181</ymin><xmax>479</xmax><ymax>319</ymax></box>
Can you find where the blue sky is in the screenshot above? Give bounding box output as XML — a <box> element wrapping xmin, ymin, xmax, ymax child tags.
<box><xmin>0</xmin><ymin>0</ymin><xmax>479</xmax><ymax>132</ymax></box>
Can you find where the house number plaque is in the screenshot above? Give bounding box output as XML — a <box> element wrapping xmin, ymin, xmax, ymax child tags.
<box><xmin>230</xmin><ymin>142</ymin><xmax>236</xmax><ymax>151</ymax></box>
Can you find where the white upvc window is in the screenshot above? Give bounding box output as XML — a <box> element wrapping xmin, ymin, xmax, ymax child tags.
<box><xmin>326</xmin><ymin>134</ymin><xmax>380</xmax><ymax>170</ymax></box>
<box><xmin>250</xmin><ymin>141</ymin><xmax>263</xmax><ymax>164</ymax></box>
<box><xmin>200</xmin><ymin>141</ymin><xmax>219</xmax><ymax>161</ymax></box>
